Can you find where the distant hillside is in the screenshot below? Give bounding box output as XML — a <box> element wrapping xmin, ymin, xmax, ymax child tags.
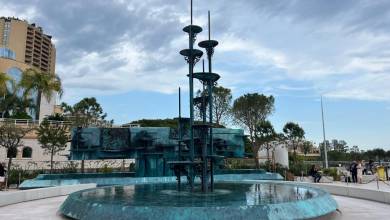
<box><xmin>131</xmin><ymin>118</ymin><xmax>225</xmax><ymax>128</ymax></box>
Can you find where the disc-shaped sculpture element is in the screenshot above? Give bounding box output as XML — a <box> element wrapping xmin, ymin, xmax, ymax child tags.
<box><xmin>198</xmin><ymin>40</ymin><xmax>219</xmax><ymax>48</ymax></box>
<box><xmin>180</xmin><ymin>49</ymin><xmax>203</xmax><ymax>59</ymax></box>
<box><xmin>183</xmin><ymin>25</ymin><xmax>203</xmax><ymax>34</ymax></box>
<box><xmin>192</xmin><ymin>72</ymin><xmax>220</xmax><ymax>82</ymax></box>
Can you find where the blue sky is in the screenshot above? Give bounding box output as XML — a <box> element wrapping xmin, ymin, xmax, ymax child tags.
<box><xmin>1</xmin><ymin>0</ymin><xmax>390</xmax><ymax>149</ymax></box>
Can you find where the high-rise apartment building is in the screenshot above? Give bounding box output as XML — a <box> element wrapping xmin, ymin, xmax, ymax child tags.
<box><xmin>0</xmin><ymin>17</ymin><xmax>56</xmax><ymax>73</ymax></box>
<box><xmin>0</xmin><ymin>17</ymin><xmax>57</xmax><ymax>120</ymax></box>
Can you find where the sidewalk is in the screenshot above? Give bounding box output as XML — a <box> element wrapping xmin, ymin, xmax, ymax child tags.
<box><xmin>317</xmin><ymin>180</ymin><xmax>390</xmax><ymax>192</ymax></box>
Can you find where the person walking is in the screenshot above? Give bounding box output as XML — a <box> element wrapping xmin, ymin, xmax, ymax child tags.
<box><xmin>350</xmin><ymin>161</ymin><xmax>358</xmax><ymax>183</ymax></box>
<box><xmin>0</xmin><ymin>163</ymin><xmax>6</xmax><ymax>190</ymax></box>
<box><xmin>357</xmin><ymin>160</ymin><xmax>363</xmax><ymax>184</ymax></box>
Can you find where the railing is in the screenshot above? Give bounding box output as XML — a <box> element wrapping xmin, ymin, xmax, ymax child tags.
<box><xmin>0</xmin><ymin>118</ymin><xmax>73</xmax><ymax>126</ymax></box>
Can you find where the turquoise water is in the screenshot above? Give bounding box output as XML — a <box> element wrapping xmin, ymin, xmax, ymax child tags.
<box><xmin>60</xmin><ymin>181</ymin><xmax>337</xmax><ymax>219</ymax></box>
<box><xmin>75</xmin><ymin>182</ymin><xmax>316</xmax><ymax>207</ymax></box>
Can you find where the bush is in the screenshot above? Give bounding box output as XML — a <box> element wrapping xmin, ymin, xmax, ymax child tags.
<box><xmin>7</xmin><ymin>168</ymin><xmax>42</xmax><ymax>186</ymax></box>
<box><xmin>288</xmin><ymin>161</ymin><xmax>311</xmax><ymax>176</ymax></box>
<box><xmin>322</xmin><ymin>168</ymin><xmax>340</xmax><ymax>181</ymax></box>
<box><xmin>100</xmin><ymin>164</ymin><xmax>113</xmax><ymax>173</ymax></box>
<box><xmin>224</xmin><ymin>158</ymin><xmax>256</xmax><ymax>169</ymax></box>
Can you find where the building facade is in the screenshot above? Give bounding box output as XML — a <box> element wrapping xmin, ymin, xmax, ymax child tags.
<box><xmin>0</xmin><ymin>17</ymin><xmax>57</xmax><ymax>120</ymax></box>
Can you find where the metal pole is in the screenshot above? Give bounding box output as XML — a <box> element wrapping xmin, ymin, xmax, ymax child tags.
<box><xmin>188</xmin><ymin>0</ymin><xmax>195</xmax><ymax>189</ymax></box>
<box><xmin>321</xmin><ymin>96</ymin><xmax>328</xmax><ymax>168</ymax></box>
<box><xmin>178</xmin><ymin>87</ymin><xmax>182</xmax><ymax>159</ymax></box>
<box><xmin>178</xmin><ymin>87</ymin><xmax>181</xmax><ymax>190</ymax></box>
<box><xmin>207</xmin><ymin>11</ymin><xmax>215</xmax><ymax>191</ymax></box>
<box><xmin>201</xmin><ymin>59</ymin><xmax>208</xmax><ymax>192</ymax></box>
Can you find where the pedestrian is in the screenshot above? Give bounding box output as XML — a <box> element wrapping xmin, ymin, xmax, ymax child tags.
<box><xmin>357</xmin><ymin>160</ymin><xmax>363</xmax><ymax>184</ymax></box>
<box><xmin>0</xmin><ymin>163</ymin><xmax>6</xmax><ymax>190</ymax></box>
<box><xmin>309</xmin><ymin>165</ymin><xmax>322</xmax><ymax>183</ymax></box>
<box><xmin>350</xmin><ymin>161</ymin><xmax>358</xmax><ymax>183</ymax></box>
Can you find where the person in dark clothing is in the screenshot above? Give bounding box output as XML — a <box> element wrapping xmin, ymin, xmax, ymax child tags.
<box><xmin>0</xmin><ymin>163</ymin><xmax>6</xmax><ymax>190</ymax></box>
<box><xmin>350</xmin><ymin>161</ymin><xmax>358</xmax><ymax>183</ymax></box>
<box><xmin>309</xmin><ymin>165</ymin><xmax>322</xmax><ymax>183</ymax></box>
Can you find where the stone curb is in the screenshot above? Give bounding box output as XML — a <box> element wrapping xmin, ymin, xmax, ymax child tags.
<box><xmin>0</xmin><ymin>183</ymin><xmax>96</xmax><ymax>207</ymax></box>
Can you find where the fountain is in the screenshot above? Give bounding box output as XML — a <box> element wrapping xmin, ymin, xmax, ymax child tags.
<box><xmin>58</xmin><ymin>1</ymin><xmax>338</xmax><ymax>219</ymax></box>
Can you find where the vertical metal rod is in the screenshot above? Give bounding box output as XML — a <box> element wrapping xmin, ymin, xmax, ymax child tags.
<box><xmin>188</xmin><ymin>0</ymin><xmax>195</xmax><ymax>189</ymax></box>
<box><xmin>321</xmin><ymin>96</ymin><xmax>328</xmax><ymax>168</ymax></box>
<box><xmin>190</xmin><ymin>0</ymin><xmax>193</xmax><ymax>25</ymax></box>
<box><xmin>201</xmin><ymin>58</ymin><xmax>208</xmax><ymax>193</ymax></box>
<box><xmin>208</xmin><ymin>11</ymin><xmax>211</xmax><ymax>42</ymax></box>
<box><xmin>178</xmin><ymin>87</ymin><xmax>182</xmax><ymax>159</ymax></box>
<box><xmin>207</xmin><ymin>10</ymin><xmax>214</xmax><ymax>191</ymax></box>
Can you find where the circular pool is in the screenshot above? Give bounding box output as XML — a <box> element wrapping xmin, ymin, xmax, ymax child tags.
<box><xmin>60</xmin><ymin>182</ymin><xmax>337</xmax><ymax>220</ymax></box>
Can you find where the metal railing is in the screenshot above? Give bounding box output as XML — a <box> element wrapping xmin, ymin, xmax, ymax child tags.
<box><xmin>0</xmin><ymin>118</ymin><xmax>73</xmax><ymax>126</ymax></box>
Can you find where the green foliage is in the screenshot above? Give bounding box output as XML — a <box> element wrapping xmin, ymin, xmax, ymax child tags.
<box><xmin>100</xmin><ymin>164</ymin><xmax>113</xmax><ymax>173</ymax></box>
<box><xmin>46</xmin><ymin>113</ymin><xmax>65</xmax><ymax>121</ymax></box>
<box><xmin>194</xmin><ymin>86</ymin><xmax>233</xmax><ymax>125</ymax></box>
<box><xmin>289</xmin><ymin>161</ymin><xmax>311</xmax><ymax>176</ymax></box>
<box><xmin>0</xmin><ymin>72</ymin><xmax>12</xmax><ymax>96</ymax></box>
<box><xmin>61</xmin><ymin>161</ymin><xmax>79</xmax><ymax>173</ymax></box>
<box><xmin>9</xmin><ymin>111</ymin><xmax>32</xmax><ymax>119</ymax></box>
<box><xmin>61</xmin><ymin>97</ymin><xmax>112</xmax><ymax>127</ymax></box>
<box><xmin>131</xmin><ymin>118</ymin><xmax>179</xmax><ymax>128</ymax></box>
<box><xmin>231</xmin><ymin>93</ymin><xmax>275</xmax><ymax>167</ymax></box>
<box><xmin>283</xmin><ymin>122</ymin><xmax>305</xmax><ymax>163</ymax></box>
<box><xmin>0</xmin><ymin>121</ymin><xmax>32</xmax><ymax>184</ymax></box>
<box><xmin>244</xmin><ymin>136</ymin><xmax>253</xmax><ymax>155</ymax></box>
<box><xmin>129</xmin><ymin>163</ymin><xmax>136</xmax><ymax>172</ymax></box>
<box><xmin>225</xmin><ymin>158</ymin><xmax>256</xmax><ymax>169</ymax></box>
<box><xmin>37</xmin><ymin>119</ymin><xmax>69</xmax><ymax>172</ymax></box>
<box><xmin>0</xmin><ymin>90</ymin><xmax>36</xmax><ymax>118</ymax></box>
<box><xmin>19</xmin><ymin>68</ymin><xmax>63</xmax><ymax>119</ymax></box>
<box><xmin>301</xmin><ymin>141</ymin><xmax>314</xmax><ymax>156</ymax></box>
<box><xmin>322</xmin><ymin>168</ymin><xmax>340</xmax><ymax>181</ymax></box>
<box><xmin>7</xmin><ymin>168</ymin><xmax>42</xmax><ymax>186</ymax></box>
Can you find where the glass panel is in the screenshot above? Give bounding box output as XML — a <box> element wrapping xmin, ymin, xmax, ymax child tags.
<box><xmin>0</xmin><ymin>47</ymin><xmax>16</xmax><ymax>60</ymax></box>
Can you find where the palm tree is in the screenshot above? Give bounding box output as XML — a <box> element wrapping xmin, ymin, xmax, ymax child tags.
<box><xmin>0</xmin><ymin>72</ymin><xmax>12</xmax><ymax>97</ymax></box>
<box><xmin>19</xmin><ymin>68</ymin><xmax>63</xmax><ymax>120</ymax></box>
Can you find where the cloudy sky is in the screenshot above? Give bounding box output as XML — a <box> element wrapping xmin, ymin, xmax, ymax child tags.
<box><xmin>2</xmin><ymin>0</ymin><xmax>390</xmax><ymax>149</ymax></box>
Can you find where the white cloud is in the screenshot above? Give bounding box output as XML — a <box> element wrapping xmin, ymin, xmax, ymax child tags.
<box><xmin>0</xmin><ymin>4</ymin><xmax>37</xmax><ymax>20</ymax></box>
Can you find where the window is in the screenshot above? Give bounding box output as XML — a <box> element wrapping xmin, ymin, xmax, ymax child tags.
<box><xmin>22</xmin><ymin>147</ymin><xmax>32</xmax><ymax>158</ymax></box>
<box><xmin>2</xmin><ymin>21</ymin><xmax>11</xmax><ymax>46</ymax></box>
<box><xmin>7</xmin><ymin>147</ymin><xmax>17</xmax><ymax>158</ymax></box>
<box><xmin>0</xmin><ymin>47</ymin><xmax>16</xmax><ymax>60</ymax></box>
<box><xmin>6</xmin><ymin>67</ymin><xmax>23</xmax><ymax>96</ymax></box>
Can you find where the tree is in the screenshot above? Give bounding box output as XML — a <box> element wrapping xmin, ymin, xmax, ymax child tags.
<box><xmin>19</xmin><ymin>68</ymin><xmax>63</xmax><ymax>120</ymax></box>
<box><xmin>231</xmin><ymin>93</ymin><xmax>275</xmax><ymax>168</ymax></box>
<box><xmin>283</xmin><ymin>122</ymin><xmax>305</xmax><ymax>163</ymax></box>
<box><xmin>0</xmin><ymin>72</ymin><xmax>12</xmax><ymax>97</ymax></box>
<box><xmin>0</xmin><ymin>121</ymin><xmax>32</xmax><ymax>188</ymax></box>
<box><xmin>61</xmin><ymin>98</ymin><xmax>111</xmax><ymax>173</ymax></box>
<box><xmin>0</xmin><ymin>92</ymin><xmax>36</xmax><ymax>118</ymax></box>
<box><xmin>255</xmin><ymin>120</ymin><xmax>277</xmax><ymax>170</ymax></box>
<box><xmin>61</xmin><ymin>97</ymin><xmax>111</xmax><ymax>127</ymax></box>
<box><xmin>194</xmin><ymin>86</ymin><xmax>232</xmax><ymax>125</ymax></box>
<box><xmin>37</xmin><ymin>119</ymin><xmax>69</xmax><ymax>173</ymax></box>
<box><xmin>212</xmin><ymin>86</ymin><xmax>232</xmax><ymax>125</ymax></box>
<box><xmin>301</xmin><ymin>141</ymin><xmax>314</xmax><ymax>159</ymax></box>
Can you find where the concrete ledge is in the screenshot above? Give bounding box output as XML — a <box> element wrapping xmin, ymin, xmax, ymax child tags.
<box><xmin>0</xmin><ymin>184</ymin><xmax>96</xmax><ymax>207</ymax></box>
<box><xmin>301</xmin><ymin>182</ymin><xmax>390</xmax><ymax>204</ymax></box>
<box><xmin>294</xmin><ymin>176</ymin><xmax>334</xmax><ymax>183</ymax></box>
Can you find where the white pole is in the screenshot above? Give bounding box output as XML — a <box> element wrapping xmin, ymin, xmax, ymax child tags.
<box><xmin>321</xmin><ymin>96</ymin><xmax>329</xmax><ymax>168</ymax></box>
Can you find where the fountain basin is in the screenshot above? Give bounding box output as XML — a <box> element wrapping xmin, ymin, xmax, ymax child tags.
<box><xmin>60</xmin><ymin>181</ymin><xmax>337</xmax><ymax>220</ymax></box>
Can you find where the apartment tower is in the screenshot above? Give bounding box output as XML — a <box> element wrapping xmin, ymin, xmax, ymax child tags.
<box><xmin>0</xmin><ymin>17</ymin><xmax>56</xmax><ymax>120</ymax></box>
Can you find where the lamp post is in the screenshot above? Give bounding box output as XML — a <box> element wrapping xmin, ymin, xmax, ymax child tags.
<box><xmin>321</xmin><ymin>96</ymin><xmax>328</xmax><ymax>168</ymax></box>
